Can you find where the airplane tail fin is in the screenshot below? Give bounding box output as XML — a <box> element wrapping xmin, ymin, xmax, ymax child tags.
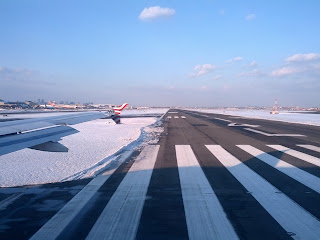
<box><xmin>113</xmin><ymin>103</ymin><xmax>128</xmax><ymax>115</ymax></box>
<box><xmin>48</xmin><ymin>101</ymin><xmax>55</xmax><ymax>106</ymax></box>
<box><xmin>111</xmin><ymin>103</ymin><xmax>128</xmax><ymax>124</ymax></box>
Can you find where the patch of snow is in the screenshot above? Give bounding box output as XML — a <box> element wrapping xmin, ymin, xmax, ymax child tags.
<box><xmin>188</xmin><ymin>109</ymin><xmax>320</xmax><ymax>126</ymax></box>
<box><xmin>0</xmin><ymin>111</ymin><xmax>167</xmax><ymax>187</ymax></box>
<box><xmin>122</xmin><ymin>108</ymin><xmax>168</xmax><ymax>115</ymax></box>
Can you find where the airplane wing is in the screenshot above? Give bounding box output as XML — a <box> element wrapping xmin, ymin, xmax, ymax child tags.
<box><xmin>0</xmin><ymin>111</ymin><xmax>111</xmax><ymax>156</ymax></box>
<box><xmin>0</xmin><ymin>125</ymin><xmax>78</xmax><ymax>156</ymax></box>
<box><xmin>0</xmin><ymin>111</ymin><xmax>107</xmax><ymax>136</ymax></box>
<box><xmin>0</xmin><ymin>103</ymin><xmax>161</xmax><ymax>156</ymax></box>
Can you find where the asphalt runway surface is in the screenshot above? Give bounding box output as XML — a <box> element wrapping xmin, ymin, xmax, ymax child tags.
<box><xmin>0</xmin><ymin>109</ymin><xmax>319</xmax><ymax>239</ymax></box>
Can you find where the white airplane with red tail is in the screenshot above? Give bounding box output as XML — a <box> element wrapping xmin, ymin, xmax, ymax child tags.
<box><xmin>110</xmin><ymin>103</ymin><xmax>128</xmax><ymax>124</ymax></box>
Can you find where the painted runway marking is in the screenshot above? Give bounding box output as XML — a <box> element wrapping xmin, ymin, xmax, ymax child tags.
<box><xmin>206</xmin><ymin>145</ymin><xmax>320</xmax><ymax>240</ymax></box>
<box><xmin>167</xmin><ymin>116</ymin><xmax>172</xmax><ymax>119</ymax></box>
<box><xmin>30</xmin><ymin>175</ymin><xmax>113</xmax><ymax>240</ymax></box>
<box><xmin>181</xmin><ymin>116</ymin><xmax>186</xmax><ymax>119</ymax></box>
<box><xmin>30</xmin><ymin>151</ymin><xmax>133</xmax><ymax>240</ymax></box>
<box><xmin>174</xmin><ymin>116</ymin><xmax>179</xmax><ymax>118</ymax></box>
<box><xmin>297</xmin><ymin>145</ymin><xmax>320</xmax><ymax>153</ymax></box>
<box><xmin>238</xmin><ymin>145</ymin><xmax>320</xmax><ymax>194</ymax></box>
<box><xmin>214</xmin><ymin>117</ymin><xmax>232</xmax><ymax>123</ymax></box>
<box><xmin>245</xmin><ymin>128</ymin><xmax>306</xmax><ymax>137</ymax></box>
<box><xmin>176</xmin><ymin>145</ymin><xmax>238</xmax><ymax>240</ymax></box>
<box><xmin>228</xmin><ymin>123</ymin><xmax>260</xmax><ymax>127</ymax></box>
<box><xmin>229</xmin><ymin>116</ymin><xmax>245</xmax><ymax>119</ymax></box>
<box><xmin>267</xmin><ymin>145</ymin><xmax>320</xmax><ymax>167</ymax></box>
<box><xmin>0</xmin><ymin>193</ymin><xmax>23</xmax><ymax>211</ymax></box>
<box><xmin>86</xmin><ymin>145</ymin><xmax>159</xmax><ymax>240</ymax></box>
<box><xmin>193</xmin><ymin>113</ymin><xmax>210</xmax><ymax>118</ymax></box>
<box><xmin>168</xmin><ymin>112</ymin><xmax>178</xmax><ymax>113</ymax></box>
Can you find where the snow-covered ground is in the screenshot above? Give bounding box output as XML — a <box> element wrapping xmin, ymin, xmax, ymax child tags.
<box><xmin>121</xmin><ymin>108</ymin><xmax>169</xmax><ymax>115</ymax></box>
<box><xmin>0</xmin><ymin>109</ymin><xmax>167</xmax><ymax>187</ymax></box>
<box><xmin>188</xmin><ymin>109</ymin><xmax>320</xmax><ymax>126</ymax></box>
<box><xmin>1</xmin><ymin>107</ymin><xmax>318</xmax><ymax>187</ymax></box>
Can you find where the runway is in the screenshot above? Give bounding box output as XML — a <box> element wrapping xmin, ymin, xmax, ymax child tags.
<box><xmin>1</xmin><ymin>109</ymin><xmax>320</xmax><ymax>239</ymax></box>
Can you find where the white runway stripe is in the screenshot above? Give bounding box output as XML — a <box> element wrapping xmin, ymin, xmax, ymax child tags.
<box><xmin>86</xmin><ymin>145</ymin><xmax>160</xmax><ymax>240</ymax></box>
<box><xmin>237</xmin><ymin>145</ymin><xmax>320</xmax><ymax>194</ymax></box>
<box><xmin>206</xmin><ymin>145</ymin><xmax>320</xmax><ymax>240</ymax></box>
<box><xmin>297</xmin><ymin>144</ymin><xmax>320</xmax><ymax>153</ymax></box>
<box><xmin>176</xmin><ymin>145</ymin><xmax>238</xmax><ymax>240</ymax></box>
<box><xmin>30</xmin><ymin>149</ymin><xmax>135</xmax><ymax>240</ymax></box>
<box><xmin>0</xmin><ymin>193</ymin><xmax>23</xmax><ymax>211</ymax></box>
<box><xmin>30</xmin><ymin>174</ymin><xmax>112</xmax><ymax>240</ymax></box>
<box><xmin>214</xmin><ymin>117</ymin><xmax>232</xmax><ymax>123</ymax></box>
<box><xmin>167</xmin><ymin>116</ymin><xmax>172</xmax><ymax>119</ymax></box>
<box><xmin>244</xmin><ymin>128</ymin><xmax>306</xmax><ymax>137</ymax></box>
<box><xmin>181</xmin><ymin>116</ymin><xmax>186</xmax><ymax>119</ymax></box>
<box><xmin>267</xmin><ymin>145</ymin><xmax>320</xmax><ymax>167</ymax></box>
<box><xmin>194</xmin><ymin>113</ymin><xmax>210</xmax><ymax>118</ymax></box>
<box><xmin>174</xmin><ymin>116</ymin><xmax>179</xmax><ymax>118</ymax></box>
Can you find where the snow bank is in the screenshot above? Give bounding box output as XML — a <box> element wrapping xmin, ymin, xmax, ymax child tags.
<box><xmin>189</xmin><ymin>109</ymin><xmax>320</xmax><ymax>126</ymax></box>
<box><xmin>121</xmin><ymin>108</ymin><xmax>168</xmax><ymax>115</ymax></box>
<box><xmin>0</xmin><ymin>109</ymin><xmax>167</xmax><ymax>187</ymax></box>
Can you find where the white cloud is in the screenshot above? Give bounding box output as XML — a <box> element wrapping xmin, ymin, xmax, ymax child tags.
<box><xmin>271</xmin><ymin>64</ymin><xmax>320</xmax><ymax>77</ymax></box>
<box><xmin>139</xmin><ymin>6</ymin><xmax>175</xmax><ymax>20</ymax></box>
<box><xmin>246</xmin><ymin>14</ymin><xmax>256</xmax><ymax>21</ymax></box>
<box><xmin>272</xmin><ymin>53</ymin><xmax>320</xmax><ymax>77</ymax></box>
<box><xmin>213</xmin><ymin>75</ymin><xmax>222</xmax><ymax>81</ymax></box>
<box><xmin>286</xmin><ymin>53</ymin><xmax>320</xmax><ymax>62</ymax></box>
<box><xmin>238</xmin><ymin>69</ymin><xmax>264</xmax><ymax>78</ymax></box>
<box><xmin>191</xmin><ymin>64</ymin><xmax>216</xmax><ymax>77</ymax></box>
<box><xmin>227</xmin><ymin>57</ymin><xmax>243</xmax><ymax>63</ymax></box>
<box><xmin>247</xmin><ymin>61</ymin><xmax>257</xmax><ymax>67</ymax></box>
<box><xmin>271</xmin><ymin>66</ymin><xmax>302</xmax><ymax>77</ymax></box>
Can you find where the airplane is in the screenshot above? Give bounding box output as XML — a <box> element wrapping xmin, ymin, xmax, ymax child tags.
<box><xmin>0</xmin><ymin>103</ymin><xmax>128</xmax><ymax>156</ymax></box>
<box><xmin>39</xmin><ymin>101</ymin><xmax>55</xmax><ymax>109</ymax></box>
<box><xmin>45</xmin><ymin>101</ymin><xmax>79</xmax><ymax>110</ymax></box>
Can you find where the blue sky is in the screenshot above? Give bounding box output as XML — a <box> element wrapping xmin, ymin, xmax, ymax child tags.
<box><xmin>1</xmin><ymin>0</ymin><xmax>320</xmax><ymax>107</ymax></box>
